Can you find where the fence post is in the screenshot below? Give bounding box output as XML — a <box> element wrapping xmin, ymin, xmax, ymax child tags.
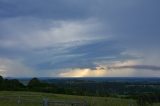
<box><xmin>83</xmin><ymin>100</ymin><xmax>87</xmax><ymax>106</ymax></box>
<box><xmin>17</xmin><ymin>96</ymin><xmax>21</xmax><ymax>104</ymax></box>
<box><xmin>71</xmin><ymin>103</ymin><xmax>74</xmax><ymax>106</ymax></box>
<box><xmin>43</xmin><ymin>98</ymin><xmax>48</xmax><ymax>106</ymax></box>
<box><xmin>128</xmin><ymin>101</ymin><xmax>134</xmax><ymax>106</ymax></box>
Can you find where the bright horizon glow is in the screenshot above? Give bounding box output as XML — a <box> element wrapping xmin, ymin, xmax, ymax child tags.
<box><xmin>58</xmin><ymin>67</ymin><xmax>107</xmax><ymax>77</ymax></box>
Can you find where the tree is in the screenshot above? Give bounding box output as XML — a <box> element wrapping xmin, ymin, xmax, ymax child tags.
<box><xmin>0</xmin><ymin>75</ymin><xmax>4</xmax><ymax>90</ymax></box>
<box><xmin>28</xmin><ymin>78</ymin><xmax>41</xmax><ymax>88</ymax></box>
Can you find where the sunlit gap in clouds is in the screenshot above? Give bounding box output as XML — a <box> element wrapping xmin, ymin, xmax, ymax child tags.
<box><xmin>57</xmin><ymin>60</ymin><xmax>137</xmax><ymax>77</ymax></box>
<box><xmin>58</xmin><ymin>67</ymin><xmax>107</xmax><ymax>77</ymax></box>
<box><xmin>57</xmin><ymin>60</ymin><xmax>160</xmax><ymax>77</ymax></box>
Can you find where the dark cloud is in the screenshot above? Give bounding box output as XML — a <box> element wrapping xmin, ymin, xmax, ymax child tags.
<box><xmin>0</xmin><ymin>0</ymin><xmax>160</xmax><ymax>77</ymax></box>
<box><xmin>29</xmin><ymin>40</ymin><xmax>125</xmax><ymax>70</ymax></box>
<box><xmin>0</xmin><ymin>0</ymin><xmax>91</xmax><ymax>20</ymax></box>
<box><xmin>97</xmin><ymin>0</ymin><xmax>160</xmax><ymax>49</ymax></box>
<box><xmin>110</xmin><ymin>65</ymin><xmax>160</xmax><ymax>71</ymax></box>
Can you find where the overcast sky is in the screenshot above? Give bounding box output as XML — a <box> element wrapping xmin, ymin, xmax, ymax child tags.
<box><xmin>0</xmin><ymin>0</ymin><xmax>160</xmax><ymax>77</ymax></box>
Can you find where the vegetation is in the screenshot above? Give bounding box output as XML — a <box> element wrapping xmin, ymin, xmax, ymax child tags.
<box><xmin>0</xmin><ymin>91</ymin><xmax>144</xmax><ymax>106</ymax></box>
<box><xmin>0</xmin><ymin>91</ymin><xmax>160</xmax><ymax>106</ymax></box>
<box><xmin>0</xmin><ymin>76</ymin><xmax>25</xmax><ymax>91</ymax></box>
<box><xmin>0</xmin><ymin>75</ymin><xmax>160</xmax><ymax>106</ymax></box>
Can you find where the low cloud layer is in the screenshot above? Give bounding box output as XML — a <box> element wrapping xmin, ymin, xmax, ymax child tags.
<box><xmin>58</xmin><ymin>60</ymin><xmax>160</xmax><ymax>77</ymax></box>
<box><xmin>109</xmin><ymin>65</ymin><xmax>160</xmax><ymax>71</ymax></box>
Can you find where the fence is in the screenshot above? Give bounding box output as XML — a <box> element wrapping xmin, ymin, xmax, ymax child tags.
<box><xmin>0</xmin><ymin>96</ymin><xmax>87</xmax><ymax>106</ymax></box>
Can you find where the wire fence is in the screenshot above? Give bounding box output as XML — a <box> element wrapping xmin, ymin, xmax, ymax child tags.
<box><xmin>0</xmin><ymin>96</ymin><xmax>87</xmax><ymax>106</ymax></box>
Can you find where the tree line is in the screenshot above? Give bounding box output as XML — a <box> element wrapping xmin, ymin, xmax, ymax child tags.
<box><xmin>0</xmin><ymin>75</ymin><xmax>160</xmax><ymax>106</ymax></box>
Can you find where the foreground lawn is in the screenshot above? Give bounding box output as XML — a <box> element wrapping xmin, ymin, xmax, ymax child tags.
<box><xmin>0</xmin><ymin>91</ymin><xmax>159</xmax><ymax>106</ymax></box>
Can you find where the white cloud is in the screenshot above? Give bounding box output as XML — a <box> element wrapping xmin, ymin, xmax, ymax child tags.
<box><xmin>0</xmin><ymin>58</ymin><xmax>35</xmax><ymax>77</ymax></box>
<box><xmin>97</xmin><ymin>60</ymin><xmax>160</xmax><ymax>77</ymax></box>
<box><xmin>109</xmin><ymin>60</ymin><xmax>139</xmax><ymax>67</ymax></box>
<box><xmin>0</xmin><ymin>17</ymin><xmax>105</xmax><ymax>49</ymax></box>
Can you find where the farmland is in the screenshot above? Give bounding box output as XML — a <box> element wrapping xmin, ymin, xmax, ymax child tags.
<box><xmin>0</xmin><ymin>91</ymin><xmax>160</xmax><ymax>106</ymax></box>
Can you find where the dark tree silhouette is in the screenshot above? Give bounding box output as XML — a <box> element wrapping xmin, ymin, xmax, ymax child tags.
<box><xmin>28</xmin><ymin>78</ymin><xmax>41</xmax><ymax>88</ymax></box>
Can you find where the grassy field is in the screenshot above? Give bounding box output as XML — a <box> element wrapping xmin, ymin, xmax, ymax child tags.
<box><xmin>0</xmin><ymin>91</ymin><xmax>160</xmax><ymax>106</ymax></box>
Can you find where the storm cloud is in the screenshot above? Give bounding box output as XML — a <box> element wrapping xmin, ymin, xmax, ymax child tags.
<box><xmin>0</xmin><ymin>0</ymin><xmax>160</xmax><ymax>77</ymax></box>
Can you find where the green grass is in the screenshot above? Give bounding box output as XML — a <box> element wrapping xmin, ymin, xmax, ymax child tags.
<box><xmin>0</xmin><ymin>91</ymin><xmax>160</xmax><ymax>106</ymax></box>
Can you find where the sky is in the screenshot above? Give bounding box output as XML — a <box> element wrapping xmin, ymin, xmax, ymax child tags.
<box><xmin>0</xmin><ymin>0</ymin><xmax>160</xmax><ymax>77</ymax></box>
